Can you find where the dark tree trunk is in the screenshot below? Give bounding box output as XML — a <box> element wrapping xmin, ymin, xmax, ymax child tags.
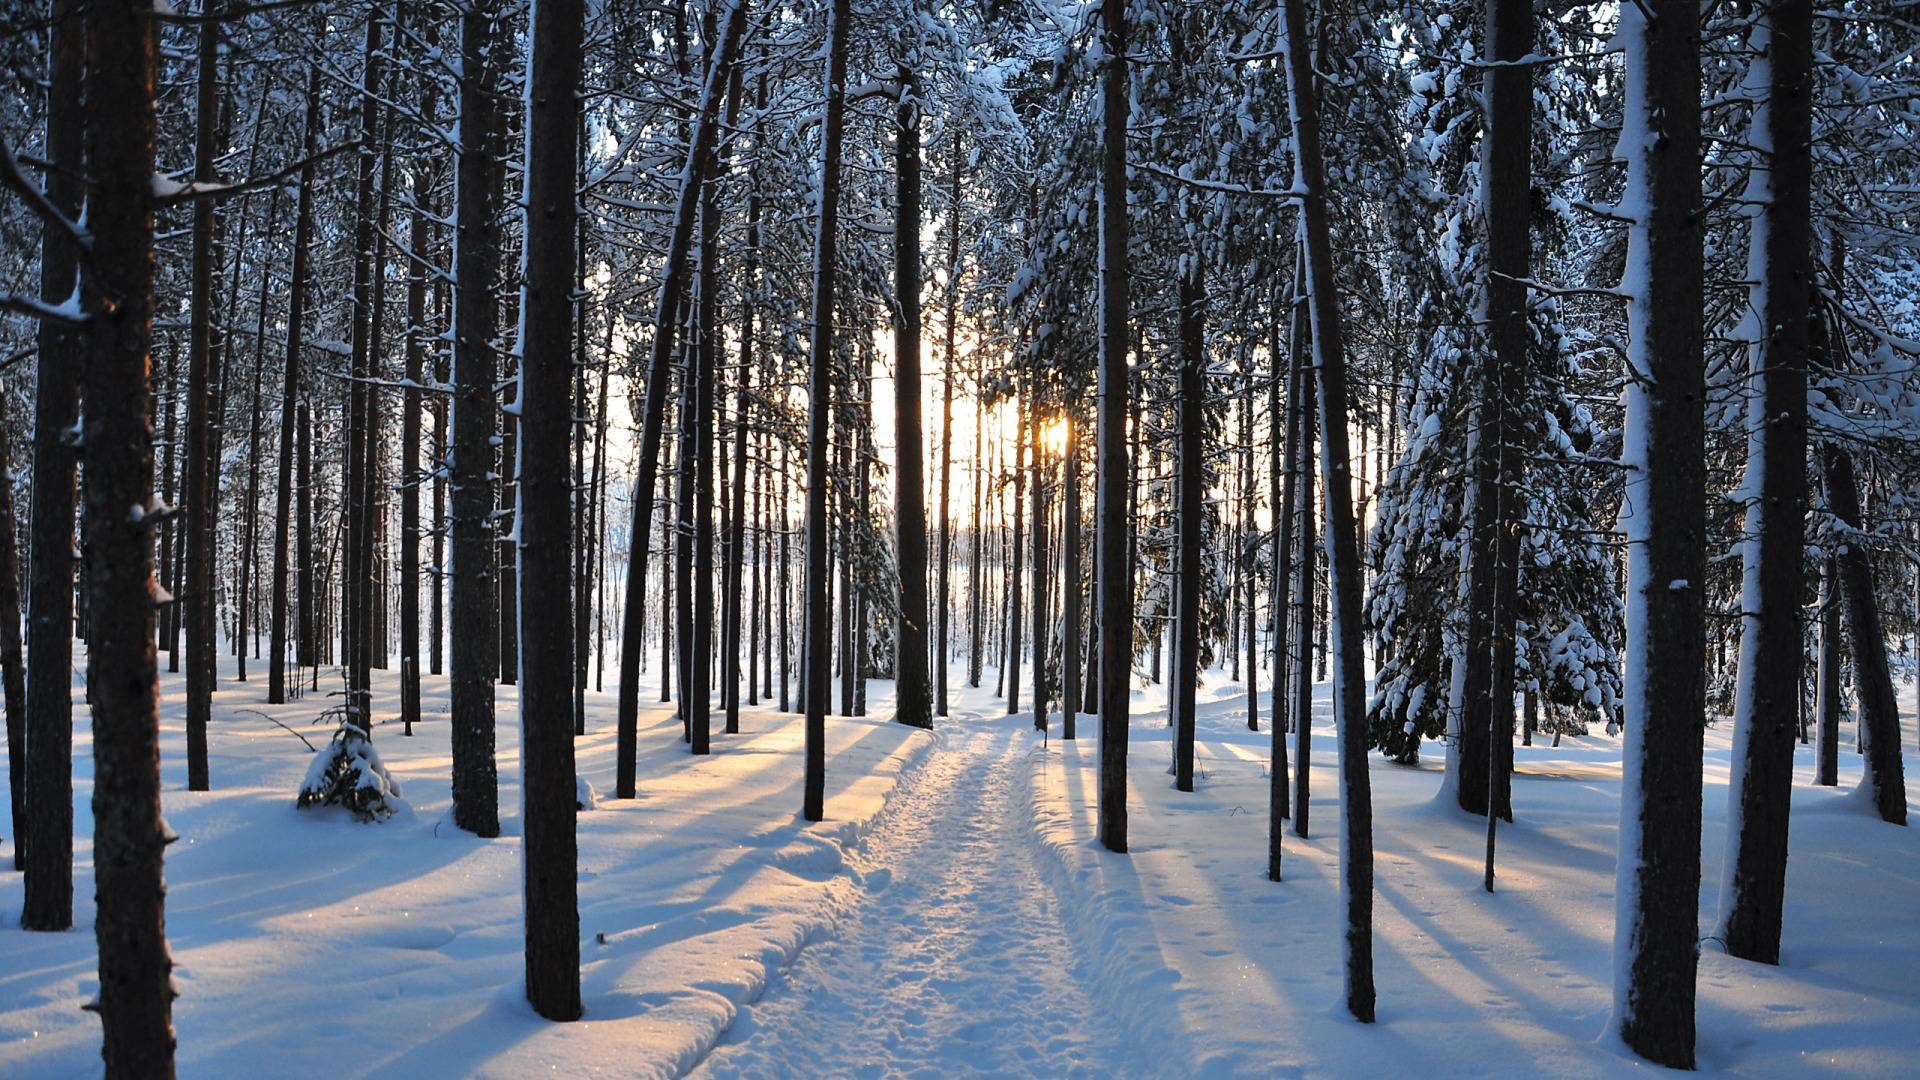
<box><xmin>0</xmin><ymin>398</ymin><xmax>26</xmax><ymax>871</ymax></box>
<box><xmin>235</xmin><ymin>185</ymin><xmax>282</xmax><ymax>682</ymax></box>
<box><xmin>1720</xmin><ymin>0</ymin><xmax>1814</xmax><ymax>964</ymax></box>
<box><xmin>1268</xmin><ymin>299</ymin><xmax>1302</xmax><ymax>880</ymax></box>
<box><xmin>893</xmin><ymin>65</ymin><xmax>932</xmax><ymax>730</ymax></box>
<box><xmin>1032</xmin><ymin>429</ymin><xmax>1050</xmax><ymax>735</ymax></box>
<box><xmin>968</xmin><ymin>380</ymin><xmax>985</xmax><ymax>691</ymax></box>
<box><xmin>342</xmin><ymin>12</ymin><xmax>386</xmax><ymax>726</ymax></box>
<box><xmin>937</xmin><ymin>127</ymin><xmax>961</xmax><ymax>717</ymax></box>
<box><xmin>1457</xmin><ymin>0</ymin><xmax>1530</xmax><ymax>825</ymax></box>
<box><xmin>804</xmin><ymin>0</ymin><xmax>851</xmax><ymax>821</ymax></box>
<box><xmin>1290</xmin><ymin>281</ymin><xmax>1316</xmax><ymax>842</ymax></box>
<box><xmin>400</xmin><ymin>19</ymin><xmax>441</xmax><ymax>738</ymax></box>
<box><xmin>21</xmin><ymin>0</ymin><xmax>83</xmax><ymax>924</ymax></box>
<box><xmin>519</xmin><ymin>0</ymin><xmax>584</xmax><ymax>1020</ymax></box>
<box><xmin>1610</xmin><ymin>0</ymin><xmax>1706</xmax><ymax>1067</ymax></box>
<box><xmin>1825</xmin><ymin>446</ymin><xmax>1907</xmax><ymax>825</ymax></box>
<box><xmin>1815</xmin><ymin>557</ymin><xmax>1840</xmax><ymax>786</ymax></box>
<box><xmin>270</xmin><ymin>56</ymin><xmax>321</xmax><ymax>705</ymax></box>
<box><xmin>1283</xmin><ymin>0</ymin><xmax>1375</xmax><ymax>1021</ymax></box>
<box><xmin>615</xmin><ymin>0</ymin><xmax>749</xmax><ymax>796</ymax></box>
<box><xmin>1174</xmin><ymin>267</ymin><xmax>1204</xmax><ymax>791</ymax></box>
<box><xmin>723</xmin><ymin>350</ymin><xmax>750</xmax><ymax>736</ymax></box>
<box><xmin>83</xmin><ymin>1</ymin><xmax>176</xmax><ymax>1069</ymax></box>
<box><xmin>182</xmin><ymin>2</ymin><xmax>223</xmax><ymax>791</ymax></box>
<box><xmin>450</xmin><ymin>0</ymin><xmax>508</xmax><ymax>837</ymax></box>
<box><xmin>1006</xmin><ymin>406</ymin><xmax>1026</xmax><ymax>715</ymax></box>
<box><xmin>1095</xmin><ymin>0</ymin><xmax>1133</xmax><ymax>854</ymax></box>
<box><xmin>1063</xmin><ymin>420</ymin><xmax>1080</xmax><ymax>741</ymax></box>
<box><xmin>686</xmin><ymin>148</ymin><xmax>723</xmax><ymax>755</ymax></box>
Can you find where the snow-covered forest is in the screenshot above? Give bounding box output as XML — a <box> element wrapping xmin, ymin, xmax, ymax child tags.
<box><xmin>1</xmin><ymin>0</ymin><xmax>1918</xmax><ymax>1076</ymax></box>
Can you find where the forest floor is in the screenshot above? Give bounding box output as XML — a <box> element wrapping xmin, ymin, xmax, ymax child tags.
<box><xmin>0</xmin><ymin>649</ymin><xmax>1917</xmax><ymax>1078</ymax></box>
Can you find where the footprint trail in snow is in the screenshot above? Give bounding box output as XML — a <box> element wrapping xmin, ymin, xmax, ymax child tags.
<box><xmin>689</xmin><ymin>718</ymin><xmax>1136</xmax><ymax>1080</ymax></box>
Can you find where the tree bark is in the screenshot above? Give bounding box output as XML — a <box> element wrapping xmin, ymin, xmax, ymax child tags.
<box><xmin>182</xmin><ymin>0</ymin><xmax>224</xmax><ymax>791</ymax></box>
<box><xmin>400</xmin><ymin>18</ymin><xmax>441</xmax><ymax>738</ymax></box>
<box><xmin>1815</xmin><ymin>556</ymin><xmax>1840</xmax><ymax>786</ymax></box>
<box><xmin>1174</xmin><ymin>266</ymin><xmax>1205</xmax><ymax>791</ymax></box>
<box><xmin>450</xmin><ymin>0</ymin><xmax>508</xmax><ymax>837</ymax></box>
<box><xmin>0</xmin><ymin>398</ymin><xmax>27</xmax><ymax>872</ymax></box>
<box><xmin>1824</xmin><ymin>446</ymin><xmax>1907</xmax><ymax>825</ymax></box>
<box><xmin>1063</xmin><ymin>419</ymin><xmax>1080</xmax><ymax>741</ymax></box>
<box><xmin>937</xmin><ymin>126</ymin><xmax>961</xmax><ymax>717</ymax></box>
<box><xmin>21</xmin><ymin>0</ymin><xmax>83</xmax><ymax>925</ymax></box>
<box><xmin>83</xmin><ymin>1</ymin><xmax>177</xmax><ymax>1069</ymax></box>
<box><xmin>342</xmin><ymin>10</ymin><xmax>386</xmax><ymax>726</ymax></box>
<box><xmin>1032</xmin><ymin>424</ymin><xmax>1050</xmax><ymax>735</ymax></box>
<box><xmin>1006</xmin><ymin>406</ymin><xmax>1026</xmax><ymax>715</ymax></box>
<box><xmin>803</xmin><ymin>0</ymin><xmax>851</xmax><ymax>820</ymax></box>
<box><xmin>1095</xmin><ymin>0</ymin><xmax>1133</xmax><ymax>854</ymax></box>
<box><xmin>1282</xmin><ymin>0</ymin><xmax>1375</xmax><ymax>1022</ymax></box>
<box><xmin>1610</xmin><ymin>0</ymin><xmax>1706</xmax><ymax>1066</ymax></box>
<box><xmin>270</xmin><ymin>55</ymin><xmax>321</xmax><ymax>705</ymax></box>
<box><xmin>615</xmin><ymin>0</ymin><xmax>750</xmax><ymax>795</ymax></box>
<box><xmin>1290</xmin><ymin>275</ymin><xmax>1316</xmax><ymax>842</ymax></box>
<box><xmin>519</xmin><ymin>0</ymin><xmax>585</xmax><ymax>1021</ymax></box>
<box><xmin>1719</xmin><ymin>0</ymin><xmax>1814</xmax><ymax>964</ymax></box>
<box><xmin>893</xmin><ymin>64</ymin><xmax>932</xmax><ymax>730</ymax></box>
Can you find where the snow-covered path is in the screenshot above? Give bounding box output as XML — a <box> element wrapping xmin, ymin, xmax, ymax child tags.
<box><xmin>691</xmin><ymin>715</ymin><xmax>1135</xmax><ymax>1080</ymax></box>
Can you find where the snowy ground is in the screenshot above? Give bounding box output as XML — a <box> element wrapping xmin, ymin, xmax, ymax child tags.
<box><xmin>2</xmin><ymin>650</ymin><xmax>1917</xmax><ymax>1078</ymax></box>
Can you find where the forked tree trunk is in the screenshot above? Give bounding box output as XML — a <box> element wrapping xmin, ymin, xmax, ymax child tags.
<box><xmin>1825</xmin><ymin>446</ymin><xmax>1907</xmax><ymax>825</ymax></box>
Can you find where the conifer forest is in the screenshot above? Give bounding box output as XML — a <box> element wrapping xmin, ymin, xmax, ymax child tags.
<box><xmin>2</xmin><ymin>0</ymin><xmax>1919</xmax><ymax>1077</ymax></box>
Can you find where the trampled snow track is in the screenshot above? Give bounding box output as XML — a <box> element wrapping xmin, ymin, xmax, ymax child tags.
<box><xmin>688</xmin><ymin>714</ymin><xmax>1137</xmax><ymax>1080</ymax></box>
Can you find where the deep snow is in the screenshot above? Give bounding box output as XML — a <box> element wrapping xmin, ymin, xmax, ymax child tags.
<box><xmin>2</xmin><ymin>652</ymin><xmax>1917</xmax><ymax>1078</ymax></box>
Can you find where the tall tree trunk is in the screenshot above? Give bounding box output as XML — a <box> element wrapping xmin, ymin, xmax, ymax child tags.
<box><xmin>1610</xmin><ymin>0</ymin><xmax>1706</xmax><ymax>1066</ymax></box>
<box><xmin>1290</xmin><ymin>276</ymin><xmax>1316</xmax><ymax>842</ymax></box>
<box><xmin>1456</xmin><ymin>0</ymin><xmax>1530</xmax><ymax>824</ymax></box>
<box><xmin>181</xmin><ymin>1</ymin><xmax>223</xmax><ymax>791</ymax></box>
<box><xmin>1824</xmin><ymin>446</ymin><xmax>1907</xmax><ymax>825</ymax></box>
<box><xmin>235</xmin><ymin>185</ymin><xmax>281</xmax><ymax>682</ymax></box>
<box><xmin>1006</xmin><ymin>405</ymin><xmax>1027</xmax><ymax>715</ymax></box>
<box><xmin>1032</xmin><ymin>428</ymin><xmax>1050</xmax><ymax>734</ymax></box>
<box><xmin>968</xmin><ymin>371</ymin><xmax>985</xmax><ymax>690</ymax></box>
<box><xmin>686</xmin><ymin>148</ymin><xmax>722</xmax><ymax>755</ymax></box>
<box><xmin>615</xmin><ymin>0</ymin><xmax>749</xmax><ymax>796</ymax></box>
<box><xmin>1815</xmin><ymin>556</ymin><xmax>1840</xmax><ymax>786</ymax></box>
<box><xmin>803</xmin><ymin>0</ymin><xmax>851</xmax><ymax>821</ymax></box>
<box><xmin>893</xmin><ymin>64</ymin><xmax>932</xmax><ymax>730</ymax></box>
<box><xmin>21</xmin><ymin>0</ymin><xmax>83</xmax><ymax>924</ymax></box>
<box><xmin>450</xmin><ymin>0</ymin><xmax>508</xmax><ymax>837</ymax></box>
<box><xmin>1268</xmin><ymin>300</ymin><xmax>1301</xmax><ymax>879</ymax></box>
<box><xmin>342</xmin><ymin>11</ymin><xmax>386</xmax><ymax>727</ymax></box>
<box><xmin>1174</xmin><ymin>267</ymin><xmax>1204</xmax><ymax>791</ymax></box>
<box><xmin>1282</xmin><ymin>0</ymin><xmax>1375</xmax><ymax>1022</ymax></box>
<box><xmin>1095</xmin><ymin>0</ymin><xmax>1133</xmax><ymax>853</ymax></box>
<box><xmin>400</xmin><ymin>18</ymin><xmax>441</xmax><ymax>738</ymax></box>
<box><xmin>1242</xmin><ymin>371</ymin><xmax>1257</xmax><ymax>733</ymax></box>
<box><xmin>1719</xmin><ymin>0</ymin><xmax>1814</xmax><ymax>964</ymax></box>
<box><xmin>0</xmin><ymin>398</ymin><xmax>26</xmax><ymax>871</ymax></box>
<box><xmin>270</xmin><ymin>54</ymin><xmax>321</xmax><ymax>705</ymax></box>
<box><xmin>1063</xmin><ymin>419</ymin><xmax>1080</xmax><ymax>741</ymax></box>
<box><xmin>937</xmin><ymin>130</ymin><xmax>960</xmax><ymax>717</ymax></box>
<box><xmin>519</xmin><ymin>0</ymin><xmax>584</xmax><ymax>1020</ymax></box>
<box><xmin>83</xmin><ymin>1</ymin><xmax>176</xmax><ymax>1068</ymax></box>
